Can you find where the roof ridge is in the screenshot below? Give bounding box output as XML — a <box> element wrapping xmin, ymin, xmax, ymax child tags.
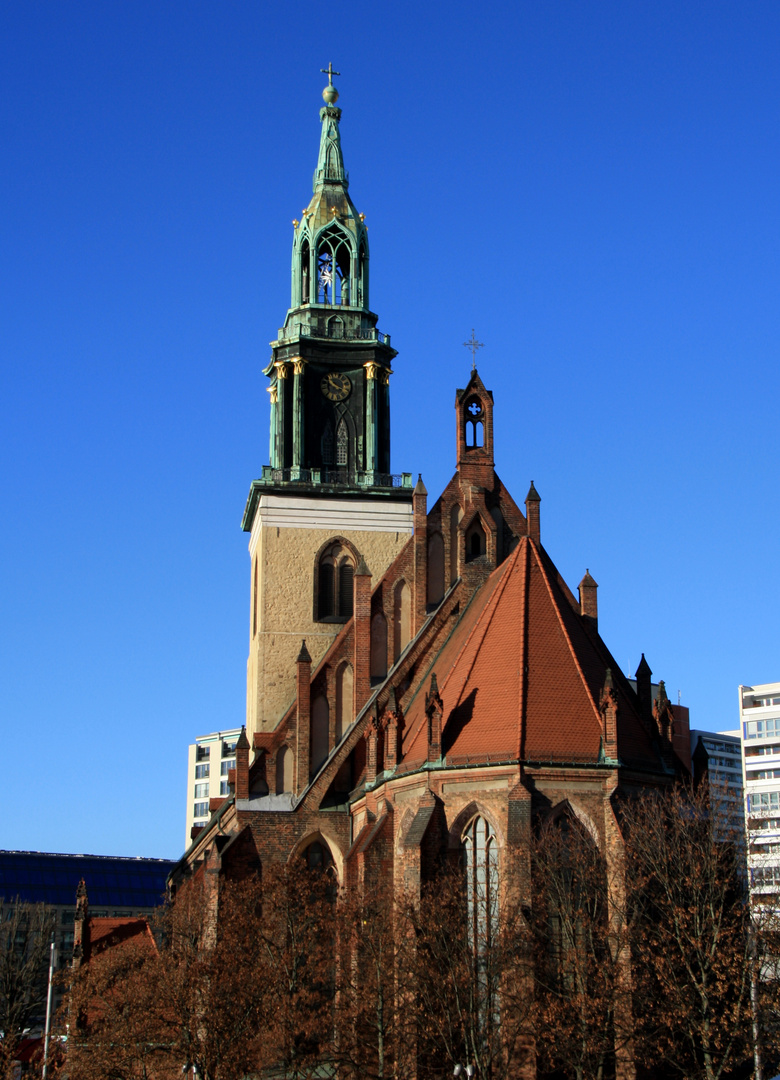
<box><xmin>439</xmin><ymin>540</ymin><xmax>525</xmax><ymax>708</ymax></box>
<box><xmin>516</xmin><ymin>540</ymin><xmax>529</xmax><ymax>762</ymax></box>
<box><xmin>529</xmin><ymin>541</ymin><xmax>603</xmax><ymax>730</ymax></box>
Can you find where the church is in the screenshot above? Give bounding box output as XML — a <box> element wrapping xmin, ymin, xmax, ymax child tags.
<box><xmin>169</xmin><ymin>69</ymin><xmax>691</xmax><ymax>1077</ymax></box>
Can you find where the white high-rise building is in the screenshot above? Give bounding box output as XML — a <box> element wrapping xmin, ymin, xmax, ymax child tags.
<box><xmin>185</xmin><ymin>728</ymin><xmax>242</xmax><ymax>846</ymax></box>
<box><xmin>739</xmin><ymin>682</ymin><xmax>780</xmax><ymax>902</ymax></box>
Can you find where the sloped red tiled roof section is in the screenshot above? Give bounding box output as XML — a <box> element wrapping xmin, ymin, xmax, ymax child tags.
<box><xmin>88</xmin><ymin>916</ymin><xmax>156</xmax><ymax>956</ymax></box>
<box><xmin>401</xmin><ymin>536</ymin><xmax>659</xmax><ymax>771</ymax></box>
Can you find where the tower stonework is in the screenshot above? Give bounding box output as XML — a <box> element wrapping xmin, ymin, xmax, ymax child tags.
<box><xmin>242</xmin><ymin>73</ymin><xmax>413</xmax><ymax>741</ymax></box>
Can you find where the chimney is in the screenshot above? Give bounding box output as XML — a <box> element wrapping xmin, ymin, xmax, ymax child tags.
<box><xmin>235</xmin><ymin>726</ymin><xmax>250</xmax><ymax>800</ymax></box>
<box><xmin>295</xmin><ymin>639</ymin><xmax>312</xmax><ymax>794</ymax></box>
<box><xmin>578</xmin><ymin>569</ymin><xmax>598</xmax><ymax>627</ymax></box>
<box><xmin>413</xmin><ymin>475</ymin><xmax>428</xmax><ymax>633</ymax></box>
<box><xmin>353</xmin><ymin>557</ymin><xmax>372</xmax><ymax>710</ymax></box>
<box><xmin>525</xmin><ymin>482</ymin><xmax>541</xmax><ymax>543</ymax></box>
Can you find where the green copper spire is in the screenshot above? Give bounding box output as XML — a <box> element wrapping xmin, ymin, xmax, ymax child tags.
<box><xmin>314</xmin><ymin>64</ymin><xmax>347</xmax><ymax>190</ymax></box>
<box><xmin>258</xmin><ymin>73</ymin><xmax>400</xmax><ymax>490</ymax></box>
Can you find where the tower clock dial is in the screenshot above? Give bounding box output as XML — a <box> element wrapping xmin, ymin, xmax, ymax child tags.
<box><xmin>321</xmin><ymin>372</ymin><xmax>352</xmax><ymax>402</ymax></box>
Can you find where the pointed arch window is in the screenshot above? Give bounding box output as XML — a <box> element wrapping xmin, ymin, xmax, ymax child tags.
<box><xmin>358</xmin><ymin>240</ymin><xmax>367</xmax><ymax>308</ymax></box>
<box><xmin>466</xmin><ymin>518</ymin><xmax>486</xmax><ymax>562</ymax></box>
<box><xmin>317</xmin><ymin>224</ymin><xmax>352</xmax><ymax>305</ymax></box>
<box><xmin>336</xmin><ymin>420</ymin><xmax>348</xmax><ymax>466</ymax></box>
<box><xmin>301</xmin><ymin>839</ymin><xmax>334</xmax><ymax>873</ymax></box>
<box><xmin>463</xmin><ymin>815</ymin><xmax>499</xmax><ymax>952</ymax></box>
<box><xmin>316</xmin><ymin>541</ymin><xmax>355</xmax><ymax>621</ymax></box>
<box><xmin>300</xmin><ymin>237</ymin><xmax>311</xmax><ymax>304</ymax></box>
<box><xmin>465</xmin><ymin>397</ymin><xmax>484</xmax><ymax>448</ymax></box>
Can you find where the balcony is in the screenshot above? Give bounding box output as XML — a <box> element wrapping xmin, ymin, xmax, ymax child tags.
<box><xmin>258</xmin><ymin>468</ymin><xmax>412</xmax><ymax>489</ymax></box>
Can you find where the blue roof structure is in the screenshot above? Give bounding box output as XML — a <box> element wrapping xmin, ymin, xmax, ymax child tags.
<box><xmin>0</xmin><ymin>851</ymin><xmax>176</xmax><ymax>909</ymax></box>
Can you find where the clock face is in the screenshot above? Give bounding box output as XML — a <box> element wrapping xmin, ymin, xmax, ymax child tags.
<box><xmin>321</xmin><ymin>372</ymin><xmax>352</xmax><ymax>402</ymax></box>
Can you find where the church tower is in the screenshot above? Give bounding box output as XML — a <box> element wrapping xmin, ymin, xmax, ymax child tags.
<box><xmin>242</xmin><ymin>68</ymin><xmax>414</xmax><ymax>742</ymax></box>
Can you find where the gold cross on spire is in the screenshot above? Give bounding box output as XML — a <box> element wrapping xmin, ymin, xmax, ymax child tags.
<box><xmin>463</xmin><ymin>329</ymin><xmax>484</xmax><ymax>371</ymax></box>
<box><xmin>321</xmin><ymin>62</ymin><xmax>341</xmax><ymax>86</ymax></box>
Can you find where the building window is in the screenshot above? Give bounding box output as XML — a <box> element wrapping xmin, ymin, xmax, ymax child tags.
<box><xmin>302</xmin><ymin>839</ymin><xmax>334</xmax><ymax>874</ymax></box>
<box><xmin>193</xmin><ymin>801</ymin><xmax>209</xmax><ymax>819</ymax></box>
<box><xmin>223</xmin><ymin>740</ymin><xmax>237</xmax><ymax>757</ymax></box>
<box><xmin>316</xmin><ymin>541</ymin><xmax>355</xmax><ymax>621</ymax></box>
<box><xmin>221</xmin><ymin>759</ymin><xmax>235</xmax><ymax>776</ymax></box>
<box><xmin>464</xmin><ymin>397</ymin><xmax>484</xmax><ymax>448</ymax></box>
<box><xmin>220</xmin><ymin>781</ymin><xmax>230</xmax><ymax>796</ymax></box>
<box><xmin>195</xmin><ymin>764</ymin><xmax>210</xmax><ymax>779</ymax></box>
<box><xmin>194</xmin><ymin>783</ymin><xmax>209</xmax><ymax>798</ymax></box>
<box><xmin>316</xmin><ymin>223</ymin><xmax>352</xmax><ymax>305</ymax></box>
<box><xmin>462</xmin><ymin>816</ymin><xmax>499</xmax><ymax>951</ymax></box>
<box><xmin>336</xmin><ymin>419</ymin><xmax>348</xmax><ymax>466</ymax></box>
<box><xmin>196</xmin><ymin>745</ymin><xmax>210</xmax><ymax>761</ymax></box>
<box><xmin>744</xmin><ymin>718</ymin><xmax>780</xmax><ymax>739</ymax></box>
<box><xmin>748</xmin><ymin>792</ymin><xmax>780</xmax><ymax>812</ymax></box>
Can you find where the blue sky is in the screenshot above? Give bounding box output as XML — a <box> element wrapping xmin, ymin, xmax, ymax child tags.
<box><xmin>2</xmin><ymin>2</ymin><xmax>779</xmax><ymax>858</ymax></box>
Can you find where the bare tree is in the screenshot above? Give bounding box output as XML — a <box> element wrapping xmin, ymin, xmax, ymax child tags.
<box><xmin>332</xmin><ymin>880</ymin><xmax>416</xmax><ymax>1080</ymax></box>
<box><xmin>531</xmin><ymin>813</ymin><xmax>630</xmax><ymax>1080</ymax></box>
<box><xmin>0</xmin><ymin>898</ymin><xmax>55</xmax><ymax>1075</ymax></box>
<box><xmin>622</xmin><ymin>782</ymin><xmax>763</xmax><ymax>1080</ymax></box>
<box><xmin>255</xmin><ymin>861</ymin><xmax>338</xmax><ymax>1079</ymax></box>
<box><xmin>407</xmin><ymin>868</ymin><xmax>533</xmax><ymax>1079</ymax></box>
<box><xmin>67</xmin><ymin>926</ymin><xmax>171</xmax><ymax>1080</ymax></box>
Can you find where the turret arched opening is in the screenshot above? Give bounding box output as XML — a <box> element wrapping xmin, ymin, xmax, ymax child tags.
<box><xmin>316</xmin><ymin>223</ymin><xmax>354</xmax><ymax>306</ymax></box>
<box><xmin>300</xmin><ymin>236</ymin><xmax>311</xmax><ymax>304</ymax></box>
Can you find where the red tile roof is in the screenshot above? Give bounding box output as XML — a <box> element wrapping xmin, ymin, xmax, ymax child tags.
<box><xmin>401</xmin><ymin>537</ymin><xmax>659</xmax><ymax>771</ymax></box>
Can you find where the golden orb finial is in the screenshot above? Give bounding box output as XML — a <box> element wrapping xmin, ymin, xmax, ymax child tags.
<box><xmin>321</xmin><ymin>62</ymin><xmax>340</xmax><ymax>105</ymax></box>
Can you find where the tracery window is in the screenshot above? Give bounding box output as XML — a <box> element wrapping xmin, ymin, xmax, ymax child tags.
<box><xmin>317</xmin><ymin>224</ymin><xmax>352</xmax><ymax>305</ymax></box>
<box><xmin>336</xmin><ymin>419</ymin><xmax>348</xmax><ymax>466</ymax></box>
<box><xmin>462</xmin><ymin>815</ymin><xmax>499</xmax><ymax>953</ymax></box>
<box><xmin>464</xmin><ymin>397</ymin><xmax>484</xmax><ymax>448</ymax></box>
<box><xmin>316</xmin><ymin>541</ymin><xmax>355</xmax><ymax>621</ymax></box>
<box><xmin>300</xmin><ymin>238</ymin><xmax>311</xmax><ymax>304</ymax></box>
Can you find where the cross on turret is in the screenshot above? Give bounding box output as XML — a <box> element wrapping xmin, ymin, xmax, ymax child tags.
<box><xmin>463</xmin><ymin>328</ymin><xmax>484</xmax><ymax>371</ymax></box>
<box><xmin>321</xmin><ymin>62</ymin><xmax>341</xmax><ymax>86</ymax></box>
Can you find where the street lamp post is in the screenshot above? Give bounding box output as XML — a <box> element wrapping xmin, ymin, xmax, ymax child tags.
<box><xmin>41</xmin><ymin>933</ymin><xmax>57</xmax><ymax>1079</ymax></box>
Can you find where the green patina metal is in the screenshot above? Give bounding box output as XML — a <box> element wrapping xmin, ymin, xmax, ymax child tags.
<box><xmin>256</xmin><ymin>68</ymin><xmax>401</xmax><ymax>504</ymax></box>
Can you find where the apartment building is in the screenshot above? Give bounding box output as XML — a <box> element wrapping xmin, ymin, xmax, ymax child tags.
<box><xmin>739</xmin><ymin>681</ymin><xmax>780</xmax><ymax>902</ymax></box>
<box><xmin>185</xmin><ymin>728</ymin><xmax>242</xmax><ymax>845</ymax></box>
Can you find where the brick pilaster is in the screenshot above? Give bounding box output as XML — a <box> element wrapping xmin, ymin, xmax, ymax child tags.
<box><xmin>365</xmin><ymin>713</ymin><xmax>379</xmax><ymax>786</ymax></box>
<box><xmin>384</xmin><ymin>687</ymin><xmax>400</xmax><ymax>771</ymax></box>
<box><xmin>235</xmin><ymin>726</ymin><xmax>250</xmax><ymax>800</ymax></box>
<box><xmin>354</xmin><ymin>556</ymin><xmax>372</xmax><ymax>711</ymax></box>
<box><xmin>599</xmin><ymin>669</ymin><xmax>618</xmax><ymax>760</ymax></box>
<box><xmin>413</xmin><ymin>475</ymin><xmax>428</xmax><ymax>633</ymax></box>
<box><xmin>425</xmin><ymin>673</ymin><xmax>443</xmax><ymax>763</ymax></box>
<box><xmin>295</xmin><ymin>640</ymin><xmax>312</xmax><ymax>795</ymax></box>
